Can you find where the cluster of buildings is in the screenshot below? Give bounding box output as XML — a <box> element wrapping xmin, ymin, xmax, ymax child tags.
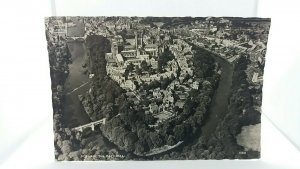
<box><xmin>45</xmin><ymin>17</ymin><xmax>70</xmax><ymax>74</ymax></box>
<box><xmin>85</xmin><ymin>17</ymin><xmax>109</xmax><ymax>37</ymax></box>
<box><xmin>124</xmin><ymin>75</ymin><xmax>200</xmax><ymax>126</ymax></box>
<box><xmin>65</xmin><ymin>16</ymin><xmax>269</xmax><ymax>125</ymax></box>
<box><xmin>171</xmin><ymin>18</ymin><xmax>268</xmax><ymax>68</ymax></box>
<box><xmin>105</xmin><ymin>31</ymin><xmax>160</xmax><ymax>91</ymax></box>
<box><xmin>181</xmin><ymin>17</ymin><xmax>270</xmax><ymax>112</ymax></box>
<box><xmin>178</xmin><ymin>18</ymin><xmax>269</xmax><ymax>88</ymax></box>
<box><xmin>146</xmin><ymin>76</ymin><xmax>199</xmax><ymax>124</ymax></box>
<box><xmin>191</xmin><ymin>34</ymin><xmax>266</xmax><ymax>64</ymax></box>
<box><xmin>97</xmin><ymin>19</ymin><xmax>200</xmax><ymax>125</ymax></box>
<box><xmin>169</xmin><ymin>39</ymin><xmax>194</xmax><ymax>82</ymax></box>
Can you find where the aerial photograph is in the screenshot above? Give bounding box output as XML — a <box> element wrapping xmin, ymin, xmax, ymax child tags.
<box><xmin>45</xmin><ymin>16</ymin><xmax>271</xmax><ymax>160</ymax></box>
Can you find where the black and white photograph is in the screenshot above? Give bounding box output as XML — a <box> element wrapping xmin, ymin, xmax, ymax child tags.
<box><xmin>45</xmin><ymin>16</ymin><xmax>271</xmax><ymax>161</ymax></box>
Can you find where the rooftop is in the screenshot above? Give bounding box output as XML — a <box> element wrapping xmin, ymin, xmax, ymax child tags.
<box><xmin>116</xmin><ymin>54</ymin><xmax>124</xmax><ymax>62</ymax></box>
<box><xmin>124</xmin><ymin>45</ymin><xmax>136</xmax><ymax>49</ymax></box>
<box><xmin>145</xmin><ymin>44</ymin><xmax>158</xmax><ymax>48</ymax></box>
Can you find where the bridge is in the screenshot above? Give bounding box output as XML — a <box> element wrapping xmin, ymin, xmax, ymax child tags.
<box><xmin>72</xmin><ymin>118</ymin><xmax>106</xmax><ymax>132</ymax></box>
<box><xmin>67</xmin><ymin>35</ymin><xmax>87</xmax><ymax>42</ymax></box>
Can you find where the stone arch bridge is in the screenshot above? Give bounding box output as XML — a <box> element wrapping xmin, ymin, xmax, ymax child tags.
<box><xmin>72</xmin><ymin>118</ymin><xmax>106</xmax><ymax>132</ymax></box>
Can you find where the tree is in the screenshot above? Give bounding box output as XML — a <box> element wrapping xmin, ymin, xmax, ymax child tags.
<box><xmin>68</xmin><ymin>151</ymin><xmax>81</xmax><ymax>160</ymax></box>
<box><xmin>167</xmin><ymin>135</ymin><xmax>176</xmax><ymax>146</ymax></box>
<box><xmin>135</xmin><ymin>140</ymin><xmax>148</xmax><ymax>154</ymax></box>
<box><xmin>158</xmin><ymin>47</ymin><xmax>174</xmax><ymax>67</ymax></box>
<box><xmin>127</xmin><ymin>63</ymin><xmax>135</xmax><ymax>72</ymax></box>
<box><xmin>157</xmin><ymin>60</ymin><xmax>163</xmax><ymax>73</ymax></box>
<box><xmin>61</xmin><ymin>140</ymin><xmax>72</xmax><ymax>154</ymax></box>
<box><xmin>182</xmin><ymin>99</ymin><xmax>193</xmax><ymax>117</ymax></box>
<box><xmin>124</xmin><ymin>132</ymin><xmax>138</xmax><ymax>152</ymax></box>
<box><xmin>136</xmin><ymin>66</ymin><xmax>142</xmax><ymax>75</ymax></box>
<box><xmin>137</xmin><ymin>128</ymin><xmax>148</xmax><ymax>140</ymax></box>
<box><xmin>161</xmin><ymin>77</ymin><xmax>171</xmax><ymax>89</ymax></box>
<box><xmin>171</xmin><ymin>73</ymin><xmax>175</xmax><ymax>80</ymax></box>
<box><xmin>140</xmin><ymin>60</ymin><xmax>148</xmax><ymax>71</ymax></box>
<box><xmin>124</xmin><ymin>69</ymin><xmax>129</xmax><ymax>79</ymax></box>
<box><xmin>174</xmin><ymin>124</ymin><xmax>185</xmax><ymax>141</ymax></box>
<box><xmin>144</xmin><ymin>114</ymin><xmax>156</xmax><ymax>124</ymax></box>
<box><xmin>149</xmin><ymin>132</ymin><xmax>163</xmax><ymax>147</ymax></box>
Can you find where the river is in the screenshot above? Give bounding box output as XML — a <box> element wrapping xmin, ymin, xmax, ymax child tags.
<box><xmin>201</xmin><ymin>50</ymin><xmax>234</xmax><ymax>139</ymax></box>
<box><xmin>63</xmin><ymin>40</ymin><xmax>91</xmax><ymax>128</ymax></box>
<box><xmin>63</xmin><ymin>39</ymin><xmax>128</xmax><ymax>159</ymax></box>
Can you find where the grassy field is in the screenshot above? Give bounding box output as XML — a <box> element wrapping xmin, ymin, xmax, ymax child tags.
<box><xmin>236</xmin><ymin>123</ymin><xmax>261</xmax><ymax>151</ymax></box>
